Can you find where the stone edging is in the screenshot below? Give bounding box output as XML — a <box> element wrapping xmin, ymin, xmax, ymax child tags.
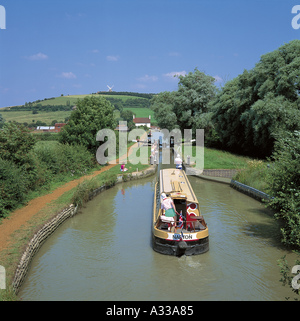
<box><xmin>12</xmin><ymin>165</ymin><xmax>157</xmax><ymax>294</ymax></box>
<box><xmin>202</xmin><ymin>169</ymin><xmax>238</xmax><ymax>178</ymax></box>
<box><xmin>13</xmin><ymin>204</ymin><xmax>79</xmax><ymax>292</ymax></box>
<box><xmin>230</xmin><ymin>179</ymin><xmax>272</xmax><ymax>202</ymax></box>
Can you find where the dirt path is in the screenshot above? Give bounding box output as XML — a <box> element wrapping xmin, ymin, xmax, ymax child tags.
<box><xmin>0</xmin><ymin>137</ymin><xmax>146</xmax><ymax>253</ymax></box>
<box><xmin>0</xmin><ymin>164</ymin><xmax>116</xmax><ymax>252</ymax></box>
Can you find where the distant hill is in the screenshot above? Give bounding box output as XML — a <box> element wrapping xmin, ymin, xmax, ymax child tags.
<box><xmin>0</xmin><ymin>92</ymin><xmax>156</xmax><ymax>126</ymax></box>
<box><xmin>1</xmin><ymin>92</ymin><xmax>155</xmax><ymax>111</ymax></box>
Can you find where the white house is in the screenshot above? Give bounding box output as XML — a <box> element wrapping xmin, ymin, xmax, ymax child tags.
<box><xmin>133</xmin><ymin>115</ymin><xmax>151</xmax><ymax>128</ymax></box>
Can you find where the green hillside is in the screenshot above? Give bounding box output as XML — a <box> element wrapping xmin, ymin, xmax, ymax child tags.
<box><xmin>0</xmin><ymin>93</ymin><xmax>156</xmax><ymax>126</ymax></box>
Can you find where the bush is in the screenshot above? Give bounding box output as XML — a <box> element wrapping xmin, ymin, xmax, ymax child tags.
<box><xmin>0</xmin><ymin>123</ymin><xmax>36</xmax><ymax>167</ymax></box>
<box><xmin>71</xmin><ymin>179</ymin><xmax>98</xmax><ymax>207</ymax></box>
<box><xmin>0</xmin><ymin>158</ymin><xmax>27</xmax><ymax>218</ymax></box>
<box><xmin>267</xmin><ymin>131</ymin><xmax>300</xmax><ymax>248</ymax></box>
<box><xmin>34</xmin><ymin>142</ymin><xmax>94</xmax><ymax>177</ymax></box>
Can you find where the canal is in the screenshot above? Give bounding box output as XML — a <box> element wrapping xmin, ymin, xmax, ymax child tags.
<box><xmin>19</xmin><ymin>162</ymin><xmax>297</xmax><ymax>300</ymax></box>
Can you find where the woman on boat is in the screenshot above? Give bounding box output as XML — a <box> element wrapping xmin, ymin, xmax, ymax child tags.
<box><xmin>156</xmin><ymin>193</ymin><xmax>178</xmax><ymax>229</ymax></box>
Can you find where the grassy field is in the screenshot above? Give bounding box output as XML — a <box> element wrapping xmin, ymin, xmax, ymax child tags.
<box><xmin>182</xmin><ymin>145</ymin><xmax>252</xmax><ymax>169</ymax></box>
<box><xmin>0</xmin><ymin>94</ymin><xmax>155</xmax><ymax>125</ymax></box>
<box><xmin>1</xmin><ymin>94</ymin><xmax>149</xmax><ymax>109</ymax></box>
<box><xmin>204</xmin><ymin>148</ymin><xmax>252</xmax><ymax>169</ymax></box>
<box><xmin>0</xmin><ymin>110</ymin><xmax>71</xmax><ymax>124</ymax></box>
<box><xmin>0</xmin><ymin>108</ymin><xmax>155</xmax><ymax>125</ymax></box>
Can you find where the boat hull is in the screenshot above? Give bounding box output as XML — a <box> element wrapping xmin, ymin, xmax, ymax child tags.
<box><xmin>152</xmin><ymin>235</ymin><xmax>209</xmax><ymax>256</ymax></box>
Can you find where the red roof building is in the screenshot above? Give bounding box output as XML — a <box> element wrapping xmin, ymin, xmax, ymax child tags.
<box><xmin>133</xmin><ymin>115</ymin><xmax>151</xmax><ymax>128</ymax></box>
<box><xmin>54</xmin><ymin>123</ymin><xmax>66</xmax><ymax>132</ymax></box>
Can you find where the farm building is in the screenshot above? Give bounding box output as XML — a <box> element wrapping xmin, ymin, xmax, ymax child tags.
<box><xmin>36</xmin><ymin>123</ymin><xmax>66</xmax><ymax>133</ymax></box>
<box><xmin>133</xmin><ymin>115</ymin><xmax>151</xmax><ymax>128</ymax></box>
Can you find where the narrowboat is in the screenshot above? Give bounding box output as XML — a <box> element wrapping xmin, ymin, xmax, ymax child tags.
<box><xmin>152</xmin><ymin>168</ymin><xmax>209</xmax><ymax>256</ymax></box>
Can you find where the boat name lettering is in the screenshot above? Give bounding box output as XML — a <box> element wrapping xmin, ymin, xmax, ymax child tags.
<box><xmin>173</xmin><ymin>234</ymin><xmax>193</xmax><ymax>240</ymax></box>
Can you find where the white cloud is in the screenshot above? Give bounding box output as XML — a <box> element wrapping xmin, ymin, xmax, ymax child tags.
<box><xmin>59</xmin><ymin>72</ymin><xmax>77</xmax><ymax>79</ymax></box>
<box><xmin>163</xmin><ymin>70</ymin><xmax>187</xmax><ymax>79</ymax></box>
<box><xmin>106</xmin><ymin>55</ymin><xmax>119</xmax><ymax>61</ymax></box>
<box><xmin>91</xmin><ymin>49</ymin><xmax>99</xmax><ymax>54</ymax></box>
<box><xmin>138</xmin><ymin>74</ymin><xmax>158</xmax><ymax>82</ymax></box>
<box><xmin>213</xmin><ymin>75</ymin><xmax>223</xmax><ymax>83</ymax></box>
<box><xmin>26</xmin><ymin>52</ymin><xmax>48</xmax><ymax>61</ymax></box>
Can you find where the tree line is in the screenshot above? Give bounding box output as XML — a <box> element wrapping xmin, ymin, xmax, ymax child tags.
<box><xmin>151</xmin><ymin>40</ymin><xmax>300</xmax><ymax>159</ymax></box>
<box><xmin>6</xmin><ymin>104</ymin><xmax>73</xmax><ymax>112</ymax></box>
<box><xmin>94</xmin><ymin>91</ymin><xmax>155</xmax><ymax>99</ymax></box>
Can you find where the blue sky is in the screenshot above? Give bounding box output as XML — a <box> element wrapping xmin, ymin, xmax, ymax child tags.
<box><xmin>0</xmin><ymin>0</ymin><xmax>299</xmax><ymax>107</ymax></box>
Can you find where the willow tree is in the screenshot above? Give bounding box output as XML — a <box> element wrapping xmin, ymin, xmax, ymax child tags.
<box><xmin>212</xmin><ymin>40</ymin><xmax>300</xmax><ymax>157</ymax></box>
<box><xmin>151</xmin><ymin>68</ymin><xmax>217</xmax><ymax>134</ymax></box>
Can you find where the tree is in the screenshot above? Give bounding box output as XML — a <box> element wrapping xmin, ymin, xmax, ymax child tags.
<box><xmin>0</xmin><ymin>122</ymin><xmax>36</xmax><ymax>167</ymax></box>
<box><xmin>241</xmin><ymin>94</ymin><xmax>300</xmax><ymax>156</ymax></box>
<box><xmin>150</xmin><ymin>91</ymin><xmax>178</xmax><ymax>131</ymax></box>
<box><xmin>266</xmin><ymin>131</ymin><xmax>300</xmax><ymax>248</ymax></box>
<box><xmin>0</xmin><ymin>158</ymin><xmax>27</xmax><ymax>217</ymax></box>
<box><xmin>174</xmin><ymin>68</ymin><xmax>217</xmax><ymax>132</ymax></box>
<box><xmin>0</xmin><ymin>122</ymin><xmax>47</xmax><ymax>191</ymax></box>
<box><xmin>120</xmin><ymin>109</ymin><xmax>135</xmax><ymax>130</ymax></box>
<box><xmin>59</xmin><ymin>96</ymin><xmax>116</xmax><ymax>155</ymax></box>
<box><xmin>150</xmin><ymin>69</ymin><xmax>217</xmax><ymax>134</ymax></box>
<box><xmin>212</xmin><ymin>40</ymin><xmax>300</xmax><ymax>157</ymax></box>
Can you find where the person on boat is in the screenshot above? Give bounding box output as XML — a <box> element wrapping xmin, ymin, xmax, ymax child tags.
<box><xmin>175</xmin><ymin>154</ymin><xmax>182</xmax><ymax>169</ymax></box>
<box><xmin>156</xmin><ymin>193</ymin><xmax>178</xmax><ymax>229</ymax></box>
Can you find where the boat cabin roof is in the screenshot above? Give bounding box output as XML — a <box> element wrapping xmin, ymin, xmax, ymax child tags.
<box><xmin>159</xmin><ymin>168</ymin><xmax>198</xmax><ymax>203</ymax></box>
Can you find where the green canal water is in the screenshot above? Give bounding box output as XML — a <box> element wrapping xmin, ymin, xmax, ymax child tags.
<box><xmin>19</xmin><ymin>165</ymin><xmax>298</xmax><ymax>300</ymax></box>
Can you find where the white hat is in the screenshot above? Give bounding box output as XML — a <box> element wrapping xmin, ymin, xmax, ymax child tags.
<box><xmin>161</xmin><ymin>193</ymin><xmax>167</xmax><ymax>199</ymax></box>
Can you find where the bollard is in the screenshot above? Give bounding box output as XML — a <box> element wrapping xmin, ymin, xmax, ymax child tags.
<box><xmin>187</xmin><ymin>155</ymin><xmax>190</xmax><ymax>165</ymax></box>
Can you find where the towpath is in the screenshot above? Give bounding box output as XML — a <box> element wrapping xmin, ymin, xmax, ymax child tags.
<box><xmin>0</xmin><ymin>137</ymin><xmax>144</xmax><ymax>253</ymax></box>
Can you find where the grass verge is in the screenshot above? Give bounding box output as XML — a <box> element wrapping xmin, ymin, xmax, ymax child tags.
<box><xmin>232</xmin><ymin>160</ymin><xmax>269</xmax><ymax>193</ymax></box>
<box><xmin>182</xmin><ymin>146</ymin><xmax>253</xmax><ymax>169</ymax></box>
